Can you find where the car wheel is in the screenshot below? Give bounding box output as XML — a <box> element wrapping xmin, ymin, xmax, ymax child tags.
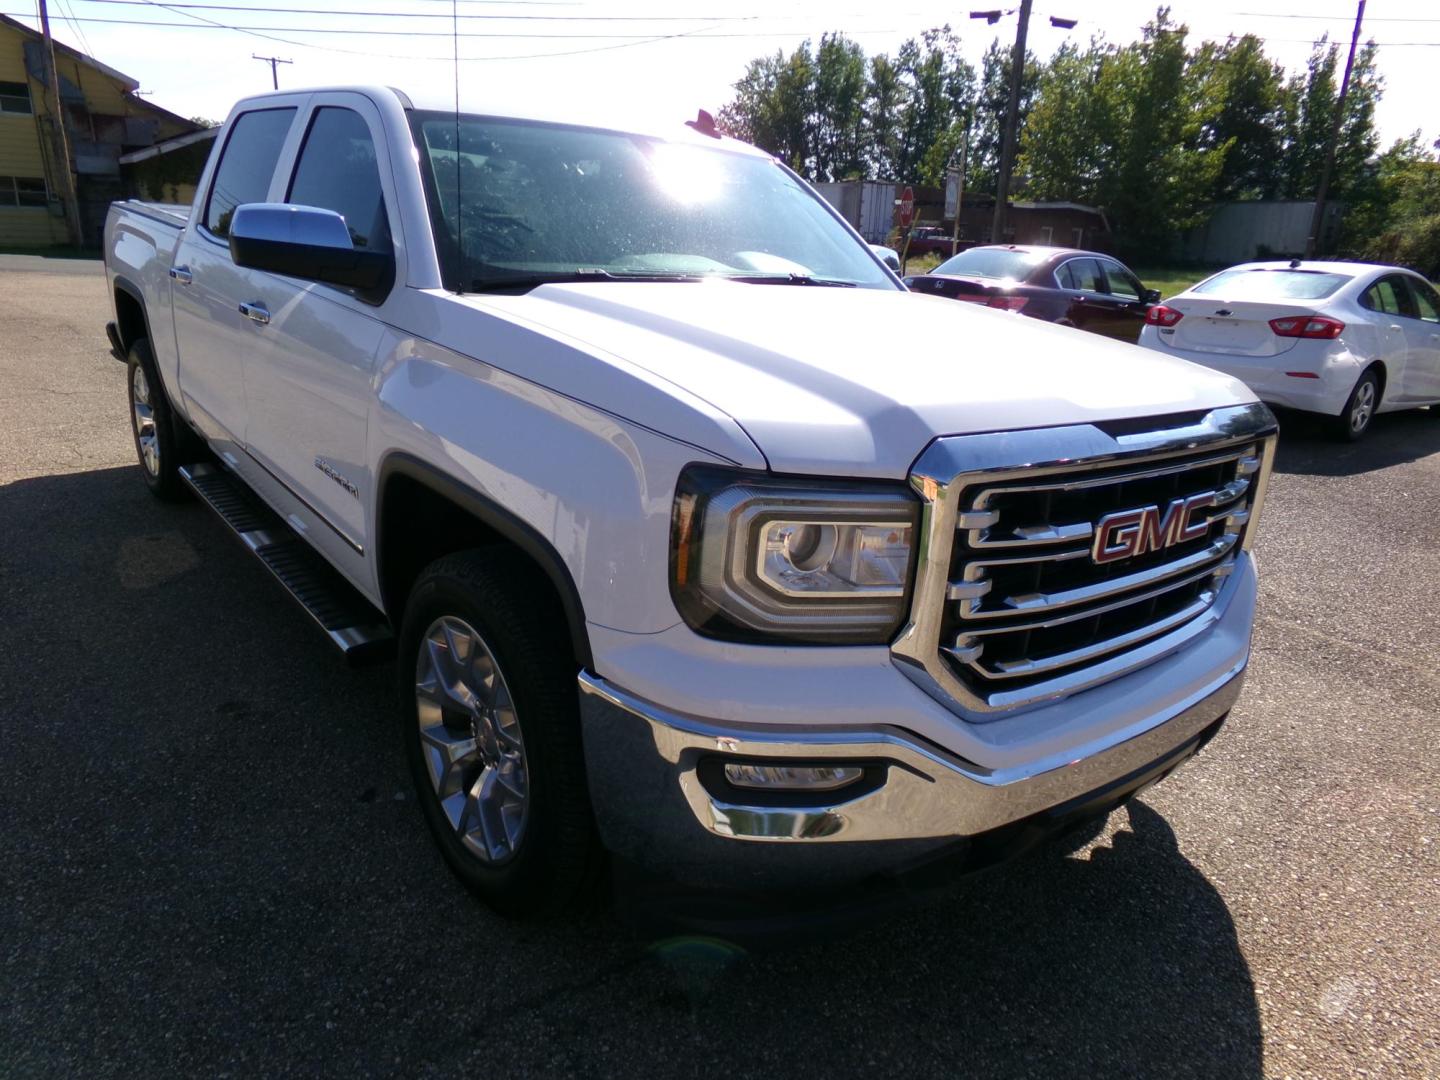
<box><xmin>399</xmin><ymin>549</ymin><xmax>602</xmax><ymax>917</ymax></box>
<box><xmin>1330</xmin><ymin>369</ymin><xmax>1380</xmax><ymax>442</ymax></box>
<box><xmin>126</xmin><ymin>339</ymin><xmax>191</xmax><ymax>502</ymax></box>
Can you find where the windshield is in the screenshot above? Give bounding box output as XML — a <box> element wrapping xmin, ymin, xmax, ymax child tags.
<box><xmin>933</xmin><ymin>247</ymin><xmax>1049</xmax><ymax>280</ymax></box>
<box><xmin>409</xmin><ymin>111</ymin><xmax>894</xmax><ymax>291</ymax></box>
<box><xmin>1191</xmin><ymin>269</ymin><xmax>1351</xmax><ymax>301</ymax></box>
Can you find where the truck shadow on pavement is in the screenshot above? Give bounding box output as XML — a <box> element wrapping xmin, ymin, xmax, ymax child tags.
<box><xmin>0</xmin><ymin>465</ymin><xmax>1261</xmax><ymax>1079</ymax></box>
<box><xmin>1270</xmin><ymin>405</ymin><xmax>1440</xmax><ymax>476</ymax></box>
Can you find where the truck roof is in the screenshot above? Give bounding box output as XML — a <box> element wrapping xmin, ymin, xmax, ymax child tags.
<box><xmin>227</xmin><ymin>85</ymin><xmax>774</xmax><ymax>160</ymax></box>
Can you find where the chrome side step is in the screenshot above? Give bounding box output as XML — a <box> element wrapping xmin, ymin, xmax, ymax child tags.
<box><xmin>179</xmin><ymin>463</ymin><xmax>394</xmax><ymax>666</ymax></box>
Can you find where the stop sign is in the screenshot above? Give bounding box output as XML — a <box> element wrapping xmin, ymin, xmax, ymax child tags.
<box><xmin>898</xmin><ymin>186</ymin><xmax>915</xmax><ymax>228</ymax></box>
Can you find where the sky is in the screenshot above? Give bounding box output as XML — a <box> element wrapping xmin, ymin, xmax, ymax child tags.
<box><xmin>14</xmin><ymin>0</ymin><xmax>1438</xmax><ymax>150</ymax></box>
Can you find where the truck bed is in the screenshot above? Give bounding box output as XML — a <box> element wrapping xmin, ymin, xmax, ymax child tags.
<box><xmin>117</xmin><ymin>200</ymin><xmax>191</xmax><ymax>229</ymax></box>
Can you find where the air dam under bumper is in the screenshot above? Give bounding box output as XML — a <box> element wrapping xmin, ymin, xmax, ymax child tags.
<box><xmin>578</xmin><ymin>666</ymin><xmax>1244</xmax><ymax>892</ymax></box>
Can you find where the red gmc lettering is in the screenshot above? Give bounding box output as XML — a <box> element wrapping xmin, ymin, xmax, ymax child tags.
<box><xmin>1092</xmin><ymin>493</ymin><xmax>1214</xmax><ymax>564</ymax></box>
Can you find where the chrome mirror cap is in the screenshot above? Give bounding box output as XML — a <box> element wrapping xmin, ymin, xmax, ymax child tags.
<box><xmin>230</xmin><ymin>202</ymin><xmax>355</xmax><ymax>251</ymax></box>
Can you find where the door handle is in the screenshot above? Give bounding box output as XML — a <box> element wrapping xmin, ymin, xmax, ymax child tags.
<box><xmin>1389</xmin><ymin>324</ymin><xmax>1403</xmax><ymax>331</ymax></box>
<box><xmin>239</xmin><ymin>301</ymin><xmax>270</xmax><ymax>325</ymax></box>
<box><xmin>169</xmin><ymin>265</ymin><xmax>192</xmax><ymax>285</ymax></box>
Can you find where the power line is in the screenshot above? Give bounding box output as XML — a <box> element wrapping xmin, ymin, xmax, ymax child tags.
<box><xmin>74</xmin><ymin>0</ymin><xmax>764</xmax><ymax>21</ymax></box>
<box><xmin>11</xmin><ymin>9</ymin><xmax>914</xmax><ymax>38</ymax></box>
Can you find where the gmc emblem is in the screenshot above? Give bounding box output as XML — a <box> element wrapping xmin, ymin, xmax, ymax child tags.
<box><xmin>1091</xmin><ymin>493</ymin><xmax>1213</xmax><ymax>564</ymax></box>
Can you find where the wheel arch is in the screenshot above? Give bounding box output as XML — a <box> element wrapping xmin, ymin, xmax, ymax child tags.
<box><xmin>375</xmin><ymin>452</ymin><xmax>593</xmax><ymax>671</ymax></box>
<box><xmin>1366</xmin><ymin>359</ymin><xmax>1388</xmax><ymax>405</ymax></box>
<box><xmin>111</xmin><ymin>275</ymin><xmax>151</xmax><ymax>353</ymax></box>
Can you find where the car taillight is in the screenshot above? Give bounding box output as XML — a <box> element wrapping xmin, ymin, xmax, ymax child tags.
<box><xmin>986</xmin><ymin>296</ymin><xmax>1027</xmax><ymax>312</ymax></box>
<box><xmin>1269</xmin><ymin>315</ymin><xmax>1344</xmax><ymax>340</ymax></box>
<box><xmin>1145</xmin><ymin>305</ymin><xmax>1183</xmax><ymax>327</ymax></box>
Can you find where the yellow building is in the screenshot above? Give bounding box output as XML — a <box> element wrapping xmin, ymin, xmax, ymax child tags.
<box><xmin>0</xmin><ymin>14</ymin><xmax>201</xmax><ymax>248</ymax></box>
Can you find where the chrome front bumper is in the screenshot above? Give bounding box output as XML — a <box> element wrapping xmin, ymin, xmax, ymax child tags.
<box><xmin>578</xmin><ymin>665</ymin><xmax>1244</xmax><ymax>891</ymax></box>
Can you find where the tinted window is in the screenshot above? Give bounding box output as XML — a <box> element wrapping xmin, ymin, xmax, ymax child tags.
<box><xmin>1362</xmin><ymin>277</ymin><xmax>1414</xmax><ymax>317</ymax></box>
<box><xmin>934</xmin><ymin>247</ymin><xmax>1050</xmax><ymax>280</ymax></box>
<box><xmin>1100</xmin><ymin>258</ymin><xmax>1142</xmax><ymax>300</ymax></box>
<box><xmin>1408</xmin><ymin>279</ymin><xmax>1440</xmax><ymax>324</ymax></box>
<box><xmin>1192</xmin><ymin>269</ymin><xmax>1350</xmax><ymax>300</ymax></box>
<box><xmin>205</xmin><ymin>108</ymin><xmax>296</xmax><ymax>238</ymax></box>
<box><xmin>1058</xmin><ymin>257</ymin><xmax>1105</xmax><ymax>292</ymax></box>
<box><xmin>287</xmin><ymin>107</ymin><xmax>391</xmax><ymax>252</ymax></box>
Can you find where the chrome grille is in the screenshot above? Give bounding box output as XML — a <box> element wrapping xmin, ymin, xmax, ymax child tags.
<box><xmin>891</xmin><ymin>404</ymin><xmax>1278</xmax><ymax>716</ymax></box>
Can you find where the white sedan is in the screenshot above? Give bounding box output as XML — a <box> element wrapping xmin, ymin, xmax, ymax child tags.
<box><xmin>1138</xmin><ymin>260</ymin><xmax>1440</xmax><ymax>439</ymax></box>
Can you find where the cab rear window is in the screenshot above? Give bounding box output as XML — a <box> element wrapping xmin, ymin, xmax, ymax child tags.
<box><xmin>1191</xmin><ymin>269</ymin><xmax>1350</xmax><ymax>301</ymax></box>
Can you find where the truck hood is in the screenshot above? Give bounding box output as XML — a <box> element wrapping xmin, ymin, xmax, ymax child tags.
<box><xmin>468</xmin><ymin>282</ymin><xmax>1257</xmax><ymax>477</ymax></box>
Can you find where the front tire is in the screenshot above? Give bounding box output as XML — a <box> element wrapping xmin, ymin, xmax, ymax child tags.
<box><xmin>398</xmin><ymin>549</ymin><xmax>602</xmax><ymax>917</ymax></box>
<box><xmin>126</xmin><ymin>339</ymin><xmax>190</xmax><ymax>501</ymax></box>
<box><xmin>1330</xmin><ymin>369</ymin><xmax>1380</xmax><ymax>442</ymax></box>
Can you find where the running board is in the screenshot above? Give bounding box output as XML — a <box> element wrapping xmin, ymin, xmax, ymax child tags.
<box><xmin>179</xmin><ymin>463</ymin><xmax>394</xmax><ymax>666</ymax></box>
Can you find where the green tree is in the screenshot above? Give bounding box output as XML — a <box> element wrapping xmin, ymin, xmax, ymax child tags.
<box><xmin>863</xmin><ymin>53</ymin><xmax>906</xmax><ymax>179</ymax></box>
<box><xmin>1198</xmin><ymin>34</ymin><xmax>1287</xmax><ymax>199</ymax></box>
<box><xmin>716</xmin><ymin>44</ymin><xmax>816</xmax><ymax>176</ymax></box>
<box><xmin>1095</xmin><ymin>9</ymin><xmax>1226</xmax><ymax>255</ymax></box>
<box><xmin>1017</xmin><ymin>37</ymin><xmax>1115</xmax><ymax>202</ymax></box>
<box><xmin>969</xmin><ymin>37</ymin><xmax>1040</xmax><ymax>196</ymax></box>
<box><xmin>812</xmin><ymin>33</ymin><xmax>868</xmax><ymax>181</ymax></box>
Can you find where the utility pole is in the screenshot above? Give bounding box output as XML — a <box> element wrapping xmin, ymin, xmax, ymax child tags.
<box><xmin>950</xmin><ymin>109</ymin><xmax>973</xmax><ymax>257</ymax></box>
<box><xmin>37</xmin><ymin>0</ymin><xmax>83</xmax><ymax>247</ymax></box>
<box><xmin>252</xmin><ymin>54</ymin><xmax>292</xmax><ymax>90</ymax></box>
<box><xmin>1305</xmin><ymin>0</ymin><xmax>1365</xmax><ymax>258</ymax></box>
<box><xmin>990</xmin><ymin>0</ymin><xmax>1032</xmax><ymax>245</ymax></box>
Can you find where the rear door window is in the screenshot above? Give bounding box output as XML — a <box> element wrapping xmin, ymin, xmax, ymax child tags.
<box><xmin>1362</xmin><ymin>276</ymin><xmax>1415</xmax><ymax>318</ymax></box>
<box><xmin>286</xmin><ymin>107</ymin><xmax>392</xmax><ymax>253</ymax></box>
<box><xmin>1058</xmin><ymin>258</ymin><xmax>1105</xmax><ymax>293</ymax></box>
<box><xmin>205</xmin><ymin>107</ymin><xmax>296</xmax><ymax>238</ymax></box>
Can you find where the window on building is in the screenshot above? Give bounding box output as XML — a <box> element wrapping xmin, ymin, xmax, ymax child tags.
<box><xmin>0</xmin><ymin>81</ymin><xmax>32</xmax><ymax>115</ymax></box>
<box><xmin>1039</xmin><ymin>225</ymin><xmax>1053</xmax><ymax>245</ymax></box>
<box><xmin>205</xmin><ymin>107</ymin><xmax>296</xmax><ymax>238</ymax></box>
<box><xmin>0</xmin><ymin>176</ymin><xmax>48</xmax><ymax>207</ymax></box>
<box><xmin>286</xmin><ymin>107</ymin><xmax>391</xmax><ymax>252</ymax></box>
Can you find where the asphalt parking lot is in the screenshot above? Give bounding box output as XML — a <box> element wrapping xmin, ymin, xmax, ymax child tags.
<box><xmin>2</xmin><ymin>255</ymin><xmax>1437</xmax><ymax>1078</ymax></box>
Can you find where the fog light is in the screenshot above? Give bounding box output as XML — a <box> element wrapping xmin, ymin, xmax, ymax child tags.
<box><xmin>722</xmin><ymin>763</ymin><xmax>863</xmax><ymax>792</ymax></box>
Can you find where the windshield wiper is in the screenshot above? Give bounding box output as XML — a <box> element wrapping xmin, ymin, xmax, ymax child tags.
<box><xmin>725</xmin><ymin>273</ymin><xmax>859</xmax><ymax>287</ymax></box>
<box><xmin>467</xmin><ymin>270</ymin><xmax>705</xmax><ymax>293</ymax></box>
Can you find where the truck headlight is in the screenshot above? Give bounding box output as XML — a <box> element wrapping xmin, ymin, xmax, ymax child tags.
<box><xmin>670</xmin><ymin>466</ymin><xmax>919</xmax><ymax>643</ymax></box>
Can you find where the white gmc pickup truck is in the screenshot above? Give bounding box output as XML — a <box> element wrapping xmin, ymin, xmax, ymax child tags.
<box><xmin>104</xmin><ymin>86</ymin><xmax>1277</xmax><ymax>916</ymax></box>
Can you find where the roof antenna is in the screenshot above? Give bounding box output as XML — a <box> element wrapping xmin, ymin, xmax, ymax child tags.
<box><xmin>1288</xmin><ymin>258</ymin><xmax>1301</xmax><ymax>268</ymax></box>
<box><xmin>686</xmin><ymin>109</ymin><xmax>721</xmax><ymax>139</ymax></box>
<box><xmin>452</xmin><ymin>0</ymin><xmax>463</xmax><ymax>294</ymax></box>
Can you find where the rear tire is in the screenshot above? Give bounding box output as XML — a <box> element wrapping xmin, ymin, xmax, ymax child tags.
<box><xmin>398</xmin><ymin>548</ymin><xmax>602</xmax><ymax>918</ymax></box>
<box><xmin>126</xmin><ymin>339</ymin><xmax>192</xmax><ymax>502</ymax></box>
<box><xmin>1330</xmin><ymin>369</ymin><xmax>1380</xmax><ymax>442</ymax></box>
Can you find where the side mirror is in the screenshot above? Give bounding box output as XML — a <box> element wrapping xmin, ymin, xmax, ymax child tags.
<box><xmin>229</xmin><ymin>203</ymin><xmax>393</xmax><ymax>301</ymax></box>
<box><xmin>869</xmin><ymin>244</ymin><xmax>901</xmax><ymax>273</ymax></box>
<box><xmin>1141</xmin><ymin>288</ymin><xmax>1162</xmax><ymax>305</ymax></box>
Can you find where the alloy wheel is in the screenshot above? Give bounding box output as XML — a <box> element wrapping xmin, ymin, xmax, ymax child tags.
<box><xmin>413</xmin><ymin>616</ymin><xmax>530</xmax><ymax>864</ymax></box>
<box><xmin>131</xmin><ymin>365</ymin><xmax>160</xmax><ymax>476</ymax></box>
<box><xmin>1350</xmin><ymin>379</ymin><xmax>1375</xmax><ymax>434</ymax></box>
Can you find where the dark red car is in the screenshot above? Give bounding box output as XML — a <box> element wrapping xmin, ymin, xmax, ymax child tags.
<box><xmin>904</xmin><ymin>245</ymin><xmax>1161</xmax><ymax>343</ymax></box>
